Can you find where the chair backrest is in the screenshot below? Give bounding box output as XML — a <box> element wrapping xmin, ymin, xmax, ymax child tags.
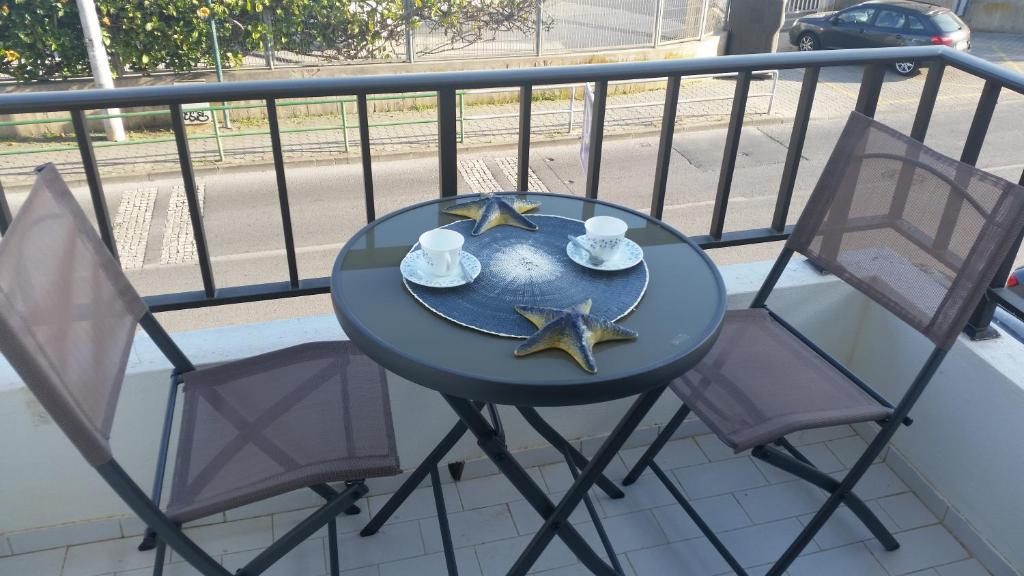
<box><xmin>0</xmin><ymin>164</ymin><xmax>148</xmax><ymax>466</ymax></box>
<box><xmin>788</xmin><ymin>112</ymin><xmax>1024</xmax><ymax>350</ymax></box>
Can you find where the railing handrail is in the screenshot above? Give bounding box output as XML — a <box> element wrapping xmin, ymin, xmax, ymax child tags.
<box><xmin>0</xmin><ymin>46</ymin><xmax>952</xmax><ymax>114</ymax></box>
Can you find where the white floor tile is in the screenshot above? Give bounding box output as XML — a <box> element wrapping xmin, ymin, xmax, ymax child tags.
<box><xmin>788</xmin><ymin>543</ymin><xmax>888</xmax><ymax>576</ymax></box>
<box><xmin>509</xmin><ymin>492</ymin><xmax>595</xmax><ymax>536</ymax></box>
<box><xmin>597</xmin><ymin>473</ymin><xmax>676</xmax><ymax>517</ymax></box>
<box><xmin>674</xmin><ymin>457</ymin><xmax>768</xmax><ymax>500</ymax></box>
<box><xmin>420</xmin><ymin>504</ymin><xmax>518</xmax><ymax>552</ymax></box>
<box><xmin>873</xmin><ymin>493</ymin><xmax>938</xmax><ymax>531</ymax></box>
<box><xmin>539</xmin><ymin>457</ymin><xmax>628</xmax><ymax>494</ymax></box>
<box><xmin>474</xmin><ymin>534</ymin><xmax>578</xmax><ymax>576</ymax></box>
<box><xmin>788</xmin><ymin>426</ymin><xmax>856</xmax><ymax>446</ymax></box>
<box><xmin>63</xmin><ymin>537</ymin><xmax>157</xmax><ymax>576</ymax></box>
<box><xmin>735</xmin><ymin>480</ymin><xmax>828</xmax><ymax>524</ymax></box>
<box><xmin>457</xmin><ymin>468</ymin><xmax>546</xmax><ymax>510</ymax></box>
<box><xmin>619</xmin><ymin>438</ymin><xmax>707</xmax><ymax>473</ymax></box>
<box><xmin>867</xmin><ymin>525</ymin><xmax>969</xmax><ymax>575</ymax></box>
<box><xmin>8</xmin><ymin>519</ymin><xmax>122</xmax><ymax>555</ymax></box>
<box><xmin>717</xmin><ymin>517</ymin><xmax>818</xmax><ymax>568</ymax></box>
<box><xmin>368</xmin><ymin>484</ymin><xmax>462</xmax><ymax>524</ymax></box>
<box><xmin>222</xmin><ymin>537</ymin><xmax>325</xmax><ymax>576</ymax></box>
<box><xmin>379</xmin><ymin>548</ymin><xmax>481</xmax><ymax>576</ymax></box>
<box><xmin>627</xmin><ymin>537</ymin><xmax>730</xmax><ymax>576</ymax></box>
<box><xmin>334</xmin><ymin>520</ymin><xmax>425</xmax><ymax>571</ymax></box>
<box><xmin>0</xmin><ymin>548</ymin><xmax>66</xmax><ymax>576</ymax></box>
<box><xmin>175</xmin><ymin>516</ymin><xmax>273</xmax><ymax>559</ymax></box>
<box><xmin>651</xmin><ymin>494</ymin><xmax>751</xmax><ymax>542</ymax></box>
<box><xmin>934</xmin><ymin>558</ymin><xmax>991</xmax><ymax>576</ymax></box>
<box><xmin>799</xmin><ymin>506</ymin><xmax>874</xmax><ymax>550</ymax></box>
<box><xmin>694</xmin><ymin>434</ymin><xmax>744</xmax><ymax>462</ymax></box>
<box><xmin>272</xmin><ymin>501</ymin><xmax>370</xmax><ymax>541</ymax></box>
<box><xmin>578</xmin><ymin>510</ymin><xmax>668</xmax><ymax>554</ymax></box>
<box><xmin>854</xmin><ymin>463</ymin><xmax>910</xmax><ymax>500</ymax></box>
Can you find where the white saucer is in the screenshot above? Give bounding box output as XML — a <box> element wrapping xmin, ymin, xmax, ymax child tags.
<box><xmin>401</xmin><ymin>250</ymin><xmax>481</xmax><ymax>288</ymax></box>
<box><xmin>566</xmin><ymin>236</ymin><xmax>644</xmax><ymax>271</ymax></box>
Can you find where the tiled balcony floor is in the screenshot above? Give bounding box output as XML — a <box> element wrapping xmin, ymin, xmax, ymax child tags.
<box><xmin>0</xmin><ymin>427</ymin><xmax>990</xmax><ymax>576</ymax></box>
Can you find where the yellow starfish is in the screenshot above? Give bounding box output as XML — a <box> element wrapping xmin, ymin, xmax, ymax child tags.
<box><xmin>443</xmin><ymin>193</ymin><xmax>541</xmax><ymax>236</ymax></box>
<box><xmin>514</xmin><ymin>300</ymin><xmax>638</xmax><ymax>373</ymax></box>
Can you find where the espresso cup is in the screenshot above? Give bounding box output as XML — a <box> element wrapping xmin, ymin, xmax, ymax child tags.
<box><xmin>584</xmin><ymin>216</ymin><xmax>628</xmax><ymax>260</ymax></box>
<box><xmin>419</xmin><ymin>228</ymin><xmax>464</xmax><ymax>276</ymax></box>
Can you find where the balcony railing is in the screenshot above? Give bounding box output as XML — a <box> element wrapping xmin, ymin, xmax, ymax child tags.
<box><xmin>0</xmin><ymin>46</ymin><xmax>1021</xmax><ymax>338</ymax></box>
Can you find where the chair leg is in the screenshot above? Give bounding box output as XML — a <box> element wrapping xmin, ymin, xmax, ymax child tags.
<box><xmin>151</xmin><ymin>539</ymin><xmax>167</xmax><ymax>576</ymax></box>
<box><xmin>328</xmin><ymin>520</ymin><xmax>340</xmax><ymax>576</ymax></box>
<box><xmin>622</xmin><ymin>404</ymin><xmax>690</xmax><ymax>486</ymax></box>
<box><xmin>431</xmin><ymin>466</ymin><xmax>459</xmax><ymax>575</ymax></box>
<box><xmin>752</xmin><ymin>444</ymin><xmax>899</xmax><ymax>551</ymax></box>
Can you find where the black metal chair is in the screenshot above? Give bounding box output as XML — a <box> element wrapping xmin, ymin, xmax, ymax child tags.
<box><xmin>620</xmin><ymin>111</ymin><xmax>1024</xmax><ymax>576</ymax></box>
<box><xmin>0</xmin><ymin>165</ymin><xmax>402</xmax><ymax>576</ymax></box>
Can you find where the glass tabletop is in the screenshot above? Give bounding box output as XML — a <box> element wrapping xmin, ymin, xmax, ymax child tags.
<box><xmin>331</xmin><ymin>193</ymin><xmax>725</xmax><ymax>407</ymax></box>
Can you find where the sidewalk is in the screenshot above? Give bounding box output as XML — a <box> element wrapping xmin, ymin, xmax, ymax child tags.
<box><xmin>1</xmin><ymin>32</ymin><xmax>1022</xmax><ymax>189</ymax></box>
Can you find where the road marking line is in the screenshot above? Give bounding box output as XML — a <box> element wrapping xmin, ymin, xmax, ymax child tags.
<box><xmin>992</xmin><ymin>45</ymin><xmax>1024</xmax><ymax>74</ymax></box>
<box><xmin>112</xmin><ymin>187</ymin><xmax>157</xmax><ymax>271</ymax></box>
<box><xmin>496</xmin><ymin>157</ymin><xmax>549</xmax><ymax>192</ymax></box>
<box><xmin>457</xmin><ymin>159</ymin><xmax>503</xmax><ymax>192</ymax></box>
<box><xmin>160</xmin><ymin>184</ymin><xmax>206</xmax><ymax>265</ymax></box>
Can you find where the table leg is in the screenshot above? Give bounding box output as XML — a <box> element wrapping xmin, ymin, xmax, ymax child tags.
<box><xmin>517</xmin><ymin>406</ymin><xmax>625</xmax><ymax>500</ymax></box>
<box><xmin>507</xmin><ymin>386</ymin><xmax>668</xmax><ymax>576</ymax></box>
<box><xmin>444</xmin><ymin>395</ymin><xmax>619</xmax><ymax>576</ymax></box>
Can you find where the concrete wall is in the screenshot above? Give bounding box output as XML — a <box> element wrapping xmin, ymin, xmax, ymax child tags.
<box><xmin>963</xmin><ymin>0</ymin><xmax>1024</xmax><ymax>33</ymax></box>
<box><xmin>0</xmin><ymin>34</ymin><xmax>724</xmax><ymax>139</ymax></box>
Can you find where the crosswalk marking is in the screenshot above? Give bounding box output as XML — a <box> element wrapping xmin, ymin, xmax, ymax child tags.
<box><xmin>457</xmin><ymin>159</ymin><xmax>503</xmax><ymax>193</ymax></box>
<box><xmin>112</xmin><ymin>187</ymin><xmax>157</xmax><ymax>271</ymax></box>
<box><xmin>160</xmin><ymin>184</ymin><xmax>205</xmax><ymax>265</ymax></box>
<box><xmin>496</xmin><ymin>157</ymin><xmax>549</xmax><ymax>192</ymax></box>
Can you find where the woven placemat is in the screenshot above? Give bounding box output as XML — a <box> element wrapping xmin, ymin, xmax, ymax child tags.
<box><xmin>404</xmin><ymin>215</ymin><xmax>648</xmax><ymax>338</ymax></box>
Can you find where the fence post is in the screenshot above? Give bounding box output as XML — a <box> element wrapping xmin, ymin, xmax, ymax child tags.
<box><xmin>535</xmin><ymin>0</ymin><xmax>544</xmax><ymax>56</ymax></box>
<box><xmin>654</xmin><ymin>0</ymin><xmax>665</xmax><ymax>47</ymax></box>
<box><xmin>567</xmin><ymin>85</ymin><xmax>576</xmax><ymax>133</ymax></box>
<box><xmin>405</xmin><ymin>0</ymin><xmax>416</xmax><ymax>63</ymax></box>
<box><xmin>699</xmin><ymin>0</ymin><xmax>711</xmax><ymax>40</ymax></box>
<box><xmin>262</xmin><ymin>9</ymin><xmax>275</xmax><ymax>70</ymax></box>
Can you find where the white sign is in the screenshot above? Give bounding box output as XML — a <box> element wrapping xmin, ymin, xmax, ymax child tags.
<box><xmin>174</xmin><ymin>81</ymin><xmax>213</xmax><ymax>125</ymax></box>
<box><xmin>580</xmin><ymin>83</ymin><xmax>594</xmax><ymax>172</ymax></box>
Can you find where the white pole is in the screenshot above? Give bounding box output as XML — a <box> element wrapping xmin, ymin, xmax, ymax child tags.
<box><xmin>76</xmin><ymin>0</ymin><xmax>126</xmax><ymax>141</ymax></box>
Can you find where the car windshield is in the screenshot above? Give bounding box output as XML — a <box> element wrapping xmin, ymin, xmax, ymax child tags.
<box><xmin>932</xmin><ymin>12</ymin><xmax>964</xmax><ymax>32</ymax></box>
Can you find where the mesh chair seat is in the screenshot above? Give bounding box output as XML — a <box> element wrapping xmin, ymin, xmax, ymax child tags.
<box><xmin>166</xmin><ymin>341</ymin><xmax>400</xmax><ymax>523</ymax></box>
<box><xmin>670</xmin><ymin>309</ymin><xmax>893</xmax><ymax>453</ymax></box>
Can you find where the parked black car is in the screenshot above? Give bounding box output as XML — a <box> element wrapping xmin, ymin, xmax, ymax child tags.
<box><xmin>1010</xmin><ymin>266</ymin><xmax>1023</xmax><ymax>296</ymax></box>
<box><xmin>789</xmin><ymin>0</ymin><xmax>971</xmax><ymax>76</ymax></box>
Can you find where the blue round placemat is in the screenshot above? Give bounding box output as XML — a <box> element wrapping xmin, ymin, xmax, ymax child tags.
<box><xmin>404</xmin><ymin>214</ymin><xmax>648</xmax><ymax>338</ymax></box>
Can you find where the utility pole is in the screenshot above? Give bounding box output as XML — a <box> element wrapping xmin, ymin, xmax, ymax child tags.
<box><xmin>76</xmin><ymin>0</ymin><xmax>126</xmax><ymax>141</ymax></box>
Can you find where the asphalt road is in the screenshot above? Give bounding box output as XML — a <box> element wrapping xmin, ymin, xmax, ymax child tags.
<box><xmin>9</xmin><ymin>91</ymin><xmax>1022</xmax><ymax>332</ymax></box>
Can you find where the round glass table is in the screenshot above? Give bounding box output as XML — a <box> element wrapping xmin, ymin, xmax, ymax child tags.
<box><xmin>330</xmin><ymin>192</ymin><xmax>725</xmax><ymax>576</ymax></box>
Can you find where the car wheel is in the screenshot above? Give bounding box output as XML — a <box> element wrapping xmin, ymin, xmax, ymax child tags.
<box><xmin>797</xmin><ymin>32</ymin><xmax>820</xmax><ymax>52</ymax></box>
<box><xmin>893</xmin><ymin>60</ymin><xmax>918</xmax><ymax>76</ymax></box>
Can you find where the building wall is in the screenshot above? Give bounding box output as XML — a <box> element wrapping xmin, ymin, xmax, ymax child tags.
<box><xmin>963</xmin><ymin>0</ymin><xmax>1024</xmax><ymax>33</ymax></box>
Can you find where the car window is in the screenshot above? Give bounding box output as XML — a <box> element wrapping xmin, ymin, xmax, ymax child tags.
<box><xmin>907</xmin><ymin>15</ymin><xmax>927</xmax><ymax>30</ymax></box>
<box><xmin>875</xmin><ymin>9</ymin><xmax>906</xmax><ymax>29</ymax></box>
<box><xmin>836</xmin><ymin>7</ymin><xmax>876</xmax><ymax>25</ymax></box>
<box><xmin>932</xmin><ymin>12</ymin><xmax>964</xmax><ymax>32</ymax></box>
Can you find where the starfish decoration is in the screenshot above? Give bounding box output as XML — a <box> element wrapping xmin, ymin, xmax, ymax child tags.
<box><xmin>513</xmin><ymin>300</ymin><xmax>638</xmax><ymax>373</ymax></box>
<box><xmin>443</xmin><ymin>192</ymin><xmax>541</xmax><ymax>236</ymax></box>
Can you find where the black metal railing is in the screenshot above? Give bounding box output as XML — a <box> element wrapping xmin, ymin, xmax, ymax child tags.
<box><xmin>0</xmin><ymin>46</ymin><xmax>1022</xmax><ymax>338</ymax></box>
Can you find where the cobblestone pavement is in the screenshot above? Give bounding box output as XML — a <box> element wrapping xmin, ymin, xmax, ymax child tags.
<box><xmin>2</xmin><ymin>32</ymin><xmax>1022</xmax><ymax>189</ymax></box>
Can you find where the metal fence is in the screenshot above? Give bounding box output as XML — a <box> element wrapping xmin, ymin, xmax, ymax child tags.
<box><xmin>785</xmin><ymin>0</ymin><xmax>837</xmax><ymax>14</ymax></box>
<box><xmin>0</xmin><ymin>46</ymin><xmax>1020</xmax><ymax>339</ymax></box>
<box><xmin>256</xmin><ymin>0</ymin><xmax>719</xmax><ymax>69</ymax></box>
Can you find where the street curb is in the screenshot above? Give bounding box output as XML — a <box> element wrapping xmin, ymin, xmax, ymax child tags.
<box><xmin>1</xmin><ymin>114</ymin><xmax>792</xmax><ymax>194</ymax></box>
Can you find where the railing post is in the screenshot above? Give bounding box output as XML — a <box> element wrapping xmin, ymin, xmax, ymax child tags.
<box><xmin>340</xmin><ymin>99</ymin><xmax>350</xmax><ymax>153</ymax></box>
<box><xmin>438</xmin><ymin>88</ymin><xmax>459</xmax><ymax>198</ymax></box>
<box><xmin>854</xmin><ymin>63</ymin><xmax>886</xmax><ymax>118</ymax></box>
<box><xmin>459</xmin><ymin>92</ymin><xmax>466</xmax><ymax>144</ymax></box>
<box><xmin>651</xmin><ymin>76</ymin><xmax>681</xmax><ymax>220</ymax></box>
<box><xmin>266</xmin><ymin>99</ymin><xmax>300</xmax><ymax>288</ymax></box>
<box><xmin>709</xmin><ymin>70</ymin><xmax>751</xmax><ymax>239</ymax></box>
<box><xmin>966</xmin><ymin>222</ymin><xmax>1024</xmax><ymax>340</ymax></box>
<box><xmin>773</xmin><ymin>66</ymin><xmax>818</xmax><ymax>232</ymax></box>
<box><xmin>357</xmin><ymin>94</ymin><xmax>377</xmax><ymax>222</ymax></box>
<box><xmin>585</xmin><ymin>80</ymin><xmax>609</xmax><ymax>200</ymax></box>
<box><xmin>518</xmin><ymin>85</ymin><xmax>533</xmax><ymax>192</ymax></box>
<box><xmin>170</xmin><ymin>104</ymin><xmax>216</xmax><ymax>298</ymax></box>
<box><xmin>889</xmin><ymin>62</ymin><xmax>945</xmax><ymax>222</ymax></box>
<box><xmin>0</xmin><ymin>179</ymin><xmax>11</xmax><ymax>237</ymax></box>
<box><xmin>71</xmin><ymin>109</ymin><xmax>120</xmax><ymax>261</ymax></box>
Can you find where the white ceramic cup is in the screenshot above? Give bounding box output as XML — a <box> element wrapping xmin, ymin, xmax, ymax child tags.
<box><xmin>584</xmin><ymin>216</ymin><xmax>628</xmax><ymax>260</ymax></box>
<box><xmin>419</xmin><ymin>228</ymin><xmax>464</xmax><ymax>276</ymax></box>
